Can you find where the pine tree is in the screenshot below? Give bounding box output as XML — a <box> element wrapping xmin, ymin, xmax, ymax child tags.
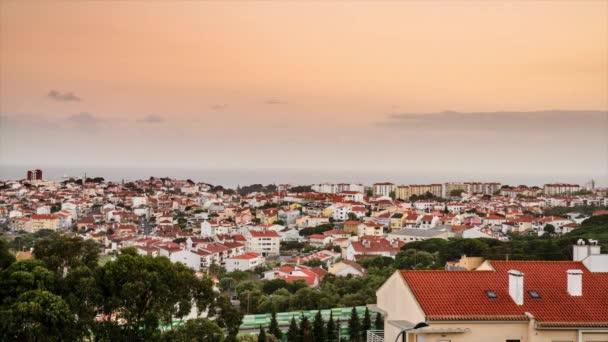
<box><xmin>300</xmin><ymin>315</ymin><xmax>313</xmax><ymax>342</ymax></box>
<box><xmin>335</xmin><ymin>318</ymin><xmax>341</xmax><ymax>342</ymax></box>
<box><xmin>326</xmin><ymin>312</ymin><xmax>336</xmax><ymax>342</ymax></box>
<box><xmin>258</xmin><ymin>325</ymin><xmax>267</xmax><ymax>342</ymax></box>
<box><xmin>374</xmin><ymin>312</ymin><xmax>383</xmax><ymax>330</ymax></box>
<box><xmin>287</xmin><ymin>316</ymin><xmax>300</xmax><ymax>342</ymax></box>
<box><xmin>361</xmin><ymin>307</ymin><xmax>371</xmax><ymax>339</ymax></box>
<box><xmin>312</xmin><ymin>311</ymin><xmax>326</xmax><ymax>342</ymax></box>
<box><xmin>269</xmin><ymin>308</ymin><xmax>283</xmax><ymax>340</ymax></box>
<box><xmin>348</xmin><ymin>307</ymin><xmax>361</xmax><ymax>342</ymax></box>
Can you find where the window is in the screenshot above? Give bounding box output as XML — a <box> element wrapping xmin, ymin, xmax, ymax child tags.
<box><xmin>528</xmin><ymin>290</ymin><xmax>541</xmax><ymax>299</ymax></box>
<box><xmin>506</xmin><ymin>340</ymin><xmax>520</xmax><ymax>342</ymax></box>
<box><xmin>485</xmin><ymin>290</ymin><xmax>498</xmax><ymax>299</ymax></box>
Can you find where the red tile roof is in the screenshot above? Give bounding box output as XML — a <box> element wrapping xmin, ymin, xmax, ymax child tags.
<box><xmin>249</xmin><ymin>230</ymin><xmax>280</xmax><ymax>238</ymax></box>
<box><xmin>400</xmin><ymin>261</ymin><xmax>608</xmax><ymax>326</ymax></box>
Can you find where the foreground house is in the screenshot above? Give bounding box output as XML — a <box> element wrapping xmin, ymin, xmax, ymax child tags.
<box><xmin>376</xmin><ymin>244</ymin><xmax>608</xmax><ymax>342</ymax></box>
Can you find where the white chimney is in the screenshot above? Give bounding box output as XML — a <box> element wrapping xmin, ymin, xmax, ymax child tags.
<box><xmin>573</xmin><ymin>240</ymin><xmax>589</xmax><ymax>261</ymax></box>
<box><xmin>508</xmin><ymin>270</ymin><xmax>524</xmax><ymax>305</ymax></box>
<box><xmin>567</xmin><ymin>269</ymin><xmax>583</xmax><ymax>296</ymax></box>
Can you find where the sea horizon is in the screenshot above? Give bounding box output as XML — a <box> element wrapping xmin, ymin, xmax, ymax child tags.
<box><xmin>1</xmin><ymin>163</ymin><xmax>604</xmax><ymax>189</ymax></box>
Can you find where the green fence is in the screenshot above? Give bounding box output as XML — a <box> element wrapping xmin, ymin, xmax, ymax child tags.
<box><xmin>240</xmin><ymin>305</ymin><xmax>379</xmax><ymax>339</ymax></box>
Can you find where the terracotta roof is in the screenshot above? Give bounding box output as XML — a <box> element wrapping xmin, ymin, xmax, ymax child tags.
<box><xmin>229</xmin><ymin>252</ymin><xmax>261</xmax><ymax>260</ymax></box>
<box><xmin>248</xmin><ymin>230</ymin><xmax>280</xmax><ymax>238</ymax></box>
<box><xmin>401</xmin><ymin>261</ymin><xmax>608</xmax><ymax>326</ymax></box>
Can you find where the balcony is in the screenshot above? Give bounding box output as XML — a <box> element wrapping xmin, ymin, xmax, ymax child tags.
<box><xmin>367</xmin><ymin>330</ymin><xmax>384</xmax><ymax>342</ymax></box>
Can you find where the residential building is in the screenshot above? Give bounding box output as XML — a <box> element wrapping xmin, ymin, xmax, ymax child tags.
<box><xmin>31</xmin><ymin>214</ymin><xmax>60</xmax><ymax>232</ymax></box>
<box><xmin>328</xmin><ymin>260</ymin><xmax>366</xmax><ymax>277</ymax></box>
<box><xmin>243</xmin><ymin>229</ymin><xmax>281</xmax><ymax>257</ymax></box>
<box><xmin>373</xmin><ymin>182</ymin><xmax>396</xmax><ymax>197</ymax></box>
<box><xmin>543</xmin><ymin>183</ymin><xmax>581</xmax><ymax>196</ymax></box>
<box><xmin>225</xmin><ymin>252</ymin><xmax>265</xmax><ymax>272</ymax></box>
<box><xmin>376</xmin><ymin>256</ymin><xmax>608</xmax><ymax>342</ymax></box>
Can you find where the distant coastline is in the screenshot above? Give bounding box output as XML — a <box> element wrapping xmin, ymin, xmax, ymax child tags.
<box><xmin>1</xmin><ymin>164</ymin><xmax>604</xmax><ymax>188</ymax></box>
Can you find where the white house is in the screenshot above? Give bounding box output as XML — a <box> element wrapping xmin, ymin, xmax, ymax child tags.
<box><xmin>243</xmin><ymin>229</ymin><xmax>281</xmax><ymax>257</ymax></box>
<box><xmin>225</xmin><ymin>252</ymin><xmax>265</xmax><ymax>272</ymax></box>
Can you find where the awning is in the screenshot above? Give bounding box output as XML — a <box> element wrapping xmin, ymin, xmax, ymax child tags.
<box><xmin>388</xmin><ymin>321</ymin><xmax>469</xmax><ymax>334</ymax></box>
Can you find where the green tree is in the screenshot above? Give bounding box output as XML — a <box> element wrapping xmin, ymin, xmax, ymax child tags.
<box><xmin>374</xmin><ymin>312</ymin><xmax>383</xmax><ymax>330</ymax></box>
<box><xmin>0</xmin><ymin>238</ymin><xmax>15</xmax><ymax>270</ymax></box>
<box><xmin>258</xmin><ymin>325</ymin><xmax>267</xmax><ymax>342</ymax></box>
<box><xmin>287</xmin><ymin>316</ymin><xmax>300</xmax><ymax>342</ymax></box>
<box><xmin>326</xmin><ymin>312</ymin><xmax>336</xmax><ymax>342</ymax></box>
<box><xmin>544</xmin><ymin>224</ymin><xmax>556</xmax><ymax>235</ymax></box>
<box><xmin>268</xmin><ymin>308</ymin><xmax>282</xmax><ymax>340</ymax></box>
<box><xmin>0</xmin><ymin>289</ymin><xmax>78</xmax><ymax>341</ymax></box>
<box><xmin>299</xmin><ymin>315</ymin><xmax>312</xmax><ymax>342</ymax></box>
<box><xmin>312</xmin><ymin>310</ymin><xmax>326</xmax><ymax>342</ymax></box>
<box><xmin>347</xmin><ymin>308</ymin><xmax>361</xmax><ymax>342</ymax></box>
<box><xmin>97</xmin><ymin>248</ymin><xmax>215</xmax><ymax>340</ymax></box>
<box><xmin>161</xmin><ymin>318</ymin><xmax>224</xmax><ymax>341</ymax></box>
<box><xmin>33</xmin><ymin>233</ymin><xmax>100</xmax><ymax>276</ymax></box>
<box><xmin>361</xmin><ymin>307</ymin><xmax>371</xmax><ymax>338</ymax></box>
<box><xmin>213</xmin><ymin>295</ymin><xmax>243</xmax><ymax>342</ymax></box>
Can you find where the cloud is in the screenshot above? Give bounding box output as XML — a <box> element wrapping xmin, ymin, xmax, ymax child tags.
<box><xmin>65</xmin><ymin>112</ymin><xmax>101</xmax><ymax>131</ymax></box>
<box><xmin>264</xmin><ymin>98</ymin><xmax>287</xmax><ymax>105</ymax></box>
<box><xmin>378</xmin><ymin>110</ymin><xmax>608</xmax><ymax>135</ymax></box>
<box><xmin>210</xmin><ymin>104</ymin><xmax>227</xmax><ymax>111</ymax></box>
<box><xmin>137</xmin><ymin>114</ymin><xmax>165</xmax><ymax>123</ymax></box>
<box><xmin>48</xmin><ymin>90</ymin><xmax>81</xmax><ymax>101</ymax></box>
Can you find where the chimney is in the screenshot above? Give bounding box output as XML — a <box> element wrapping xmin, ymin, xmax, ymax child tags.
<box><xmin>567</xmin><ymin>269</ymin><xmax>583</xmax><ymax>296</ymax></box>
<box><xmin>589</xmin><ymin>239</ymin><xmax>600</xmax><ymax>255</ymax></box>
<box><xmin>573</xmin><ymin>239</ymin><xmax>589</xmax><ymax>261</ymax></box>
<box><xmin>508</xmin><ymin>270</ymin><xmax>524</xmax><ymax>305</ymax></box>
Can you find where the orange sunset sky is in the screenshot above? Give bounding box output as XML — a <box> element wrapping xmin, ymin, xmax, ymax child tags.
<box><xmin>1</xmin><ymin>1</ymin><xmax>607</xmax><ymax>184</ymax></box>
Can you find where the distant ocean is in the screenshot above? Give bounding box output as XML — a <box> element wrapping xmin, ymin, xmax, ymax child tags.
<box><xmin>1</xmin><ymin>164</ymin><xmax>604</xmax><ymax>189</ymax></box>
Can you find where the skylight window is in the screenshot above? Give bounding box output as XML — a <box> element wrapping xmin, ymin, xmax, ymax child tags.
<box><xmin>528</xmin><ymin>290</ymin><xmax>541</xmax><ymax>299</ymax></box>
<box><xmin>485</xmin><ymin>290</ymin><xmax>497</xmax><ymax>299</ymax></box>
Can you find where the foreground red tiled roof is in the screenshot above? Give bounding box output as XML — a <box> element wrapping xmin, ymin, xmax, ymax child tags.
<box><xmin>401</xmin><ymin>261</ymin><xmax>608</xmax><ymax>326</ymax></box>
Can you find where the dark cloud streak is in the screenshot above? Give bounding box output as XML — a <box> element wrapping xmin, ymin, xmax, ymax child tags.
<box><xmin>48</xmin><ymin>90</ymin><xmax>81</xmax><ymax>101</ymax></box>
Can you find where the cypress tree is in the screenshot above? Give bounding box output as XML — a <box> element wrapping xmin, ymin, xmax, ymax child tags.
<box><xmin>326</xmin><ymin>312</ymin><xmax>336</xmax><ymax>342</ymax></box>
<box><xmin>361</xmin><ymin>307</ymin><xmax>371</xmax><ymax>339</ymax></box>
<box><xmin>312</xmin><ymin>311</ymin><xmax>326</xmax><ymax>342</ymax></box>
<box><xmin>374</xmin><ymin>312</ymin><xmax>383</xmax><ymax>330</ymax></box>
<box><xmin>300</xmin><ymin>315</ymin><xmax>312</xmax><ymax>342</ymax></box>
<box><xmin>258</xmin><ymin>325</ymin><xmax>267</xmax><ymax>342</ymax></box>
<box><xmin>287</xmin><ymin>316</ymin><xmax>300</xmax><ymax>342</ymax></box>
<box><xmin>348</xmin><ymin>308</ymin><xmax>361</xmax><ymax>342</ymax></box>
<box><xmin>269</xmin><ymin>308</ymin><xmax>282</xmax><ymax>340</ymax></box>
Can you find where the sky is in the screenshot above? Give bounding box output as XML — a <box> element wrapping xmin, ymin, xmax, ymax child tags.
<box><xmin>1</xmin><ymin>1</ymin><xmax>607</xmax><ymax>184</ymax></box>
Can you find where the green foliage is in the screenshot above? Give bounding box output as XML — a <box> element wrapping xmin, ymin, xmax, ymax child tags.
<box><xmin>374</xmin><ymin>312</ymin><xmax>383</xmax><ymax>330</ymax></box>
<box><xmin>287</xmin><ymin>316</ymin><xmax>300</xmax><ymax>342</ymax></box>
<box><xmin>162</xmin><ymin>318</ymin><xmax>224</xmax><ymax>342</ymax></box>
<box><xmin>299</xmin><ymin>224</ymin><xmax>334</xmax><ymax>237</ymax></box>
<box><xmin>0</xmin><ymin>238</ymin><xmax>15</xmax><ymax>270</ymax></box>
<box><xmin>0</xmin><ymin>289</ymin><xmax>79</xmax><ymax>341</ymax></box>
<box><xmin>33</xmin><ymin>233</ymin><xmax>100</xmax><ymax>276</ymax></box>
<box><xmin>0</xmin><ymin>232</ymin><xmax>222</xmax><ymax>342</ymax></box>
<box><xmin>268</xmin><ymin>308</ymin><xmax>282</xmax><ymax>340</ymax></box>
<box><xmin>545</xmin><ymin>205</ymin><xmax>606</xmax><ymax>217</ymax></box>
<box><xmin>347</xmin><ymin>307</ymin><xmax>361</xmax><ymax>342</ymax></box>
<box><xmin>258</xmin><ymin>325</ymin><xmax>267</xmax><ymax>342</ymax></box>
<box><xmin>299</xmin><ymin>315</ymin><xmax>312</xmax><ymax>342</ymax></box>
<box><xmin>312</xmin><ymin>310</ymin><xmax>326</xmax><ymax>342</ymax></box>
<box><xmin>361</xmin><ymin>307</ymin><xmax>371</xmax><ymax>336</ymax></box>
<box><xmin>326</xmin><ymin>312</ymin><xmax>337</xmax><ymax>342</ymax></box>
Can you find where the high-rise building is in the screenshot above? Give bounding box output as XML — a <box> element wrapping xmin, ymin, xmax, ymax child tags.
<box><xmin>26</xmin><ymin>169</ymin><xmax>43</xmax><ymax>182</ymax></box>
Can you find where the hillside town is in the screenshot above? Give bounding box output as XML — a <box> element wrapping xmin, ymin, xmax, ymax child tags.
<box><xmin>2</xmin><ymin>171</ymin><xmax>606</xmax><ymax>277</ymax></box>
<box><xmin>2</xmin><ymin>171</ymin><xmax>608</xmax><ymax>342</ymax></box>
